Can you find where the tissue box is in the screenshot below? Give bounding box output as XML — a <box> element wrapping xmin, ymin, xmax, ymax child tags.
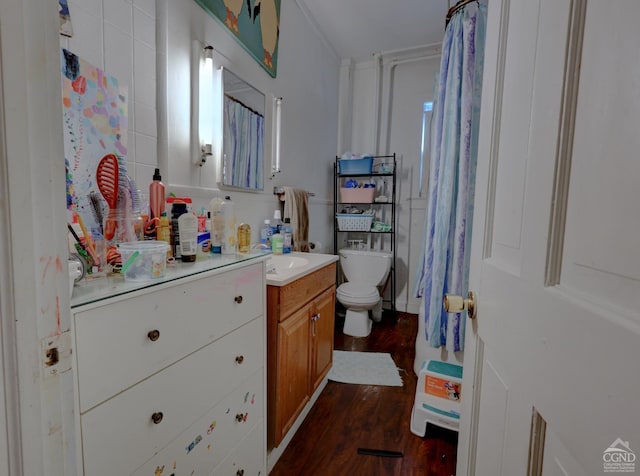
<box><xmin>338</xmin><ymin>157</ymin><xmax>373</xmax><ymax>175</ymax></box>
<box><xmin>340</xmin><ymin>187</ymin><xmax>375</xmax><ymax>203</ymax></box>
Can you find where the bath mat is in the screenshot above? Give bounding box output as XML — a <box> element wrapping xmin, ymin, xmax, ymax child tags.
<box><xmin>328</xmin><ymin>351</ymin><xmax>403</xmax><ymax>387</ymax></box>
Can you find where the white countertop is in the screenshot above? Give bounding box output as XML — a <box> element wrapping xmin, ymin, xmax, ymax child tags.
<box><xmin>71</xmin><ymin>252</ymin><xmax>270</xmax><ymax>308</ymax></box>
<box><xmin>265</xmin><ymin>252</ymin><xmax>338</xmax><ymax>286</ymax></box>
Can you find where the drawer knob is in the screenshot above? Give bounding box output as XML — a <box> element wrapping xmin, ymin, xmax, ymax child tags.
<box><xmin>151</xmin><ymin>412</ymin><xmax>164</xmax><ymax>424</ymax></box>
<box><xmin>236</xmin><ymin>470</ymin><xmax>244</xmax><ymax>476</ymax></box>
<box><xmin>234</xmin><ymin>295</ymin><xmax>243</xmax><ymax>304</ymax></box>
<box><xmin>147</xmin><ymin>329</ymin><xmax>160</xmax><ymax>342</ymax></box>
<box><xmin>235</xmin><ymin>355</ymin><xmax>244</xmax><ymax>364</ymax></box>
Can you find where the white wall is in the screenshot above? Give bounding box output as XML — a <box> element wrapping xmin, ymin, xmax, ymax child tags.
<box><xmin>346</xmin><ymin>46</ymin><xmax>466</xmax><ymax>369</ymax></box>
<box><xmin>160</xmin><ymin>0</ymin><xmax>340</xmax><ymax>252</ymax></box>
<box><xmin>0</xmin><ymin>0</ymin><xmax>340</xmax><ymax>473</ymax></box>
<box><xmin>62</xmin><ymin>0</ymin><xmax>339</xmax><ymax>254</ymax></box>
<box><xmin>347</xmin><ymin>46</ymin><xmax>441</xmax><ymax>313</ymax></box>
<box><xmin>63</xmin><ymin>0</ymin><xmax>159</xmax><ymax>190</ymax></box>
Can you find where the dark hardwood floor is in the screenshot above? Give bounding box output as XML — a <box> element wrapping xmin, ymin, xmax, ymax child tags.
<box><xmin>270</xmin><ymin>309</ymin><xmax>458</xmax><ymax>476</ymax></box>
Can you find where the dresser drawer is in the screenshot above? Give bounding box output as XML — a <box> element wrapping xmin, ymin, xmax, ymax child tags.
<box><xmin>80</xmin><ymin>317</ymin><xmax>264</xmax><ymax>476</ymax></box>
<box><xmin>133</xmin><ymin>368</ymin><xmax>264</xmax><ymax>476</ymax></box>
<box><xmin>212</xmin><ymin>420</ymin><xmax>266</xmax><ymax>475</ymax></box>
<box><xmin>74</xmin><ymin>262</ymin><xmax>264</xmax><ymax>412</ymax></box>
<box><xmin>276</xmin><ymin>263</ymin><xmax>336</xmax><ymax>321</ymax></box>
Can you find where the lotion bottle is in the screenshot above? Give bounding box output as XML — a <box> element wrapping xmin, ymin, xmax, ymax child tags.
<box><xmin>209</xmin><ymin>195</ymin><xmax>224</xmax><ymax>254</ymax></box>
<box><xmin>178</xmin><ymin>212</ymin><xmax>198</xmax><ymax>262</ymax></box>
<box><xmin>221</xmin><ymin>196</ymin><xmax>237</xmax><ymax>254</ymax></box>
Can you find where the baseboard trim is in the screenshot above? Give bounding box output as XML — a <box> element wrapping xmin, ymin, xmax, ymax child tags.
<box><xmin>267</xmin><ymin>377</ymin><xmax>329</xmax><ymax>472</ymax></box>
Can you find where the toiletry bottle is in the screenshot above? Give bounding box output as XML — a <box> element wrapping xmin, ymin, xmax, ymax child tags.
<box><xmin>272</xmin><ymin>209</ymin><xmax>283</xmax><ymax>235</ymax></box>
<box><xmin>157</xmin><ymin>212</ymin><xmax>172</xmax><ymax>258</ymax></box>
<box><xmin>149</xmin><ymin>168</ymin><xmax>165</xmax><ymax>221</ymax></box>
<box><xmin>271</xmin><ymin>230</ymin><xmax>284</xmax><ymax>255</ymax></box>
<box><xmin>178</xmin><ymin>212</ymin><xmax>198</xmax><ymax>262</ymax></box>
<box><xmin>260</xmin><ymin>219</ymin><xmax>272</xmax><ymax>246</ymax></box>
<box><xmin>168</xmin><ymin>197</ymin><xmax>191</xmax><ymax>259</ymax></box>
<box><xmin>209</xmin><ymin>195</ymin><xmax>224</xmax><ymax>254</ymax></box>
<box><xmin>283</xmin><ymin>218</ymin><xmax>292</xmax><ymax>254</ymax></box>
<box><xmin>221</xmin><ymin>196</ymin><xmax>237</xmax><ymax>254</ymax></box>
<box><xmin>237</xmin><ymin>223</ymin><xmax>251</xmax><ymax>253</ymax></box>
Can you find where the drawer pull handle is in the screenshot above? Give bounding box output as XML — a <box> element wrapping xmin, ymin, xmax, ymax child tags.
<box><xmin>235</xmin><ymin>355</ymin><xmax>244</xmax><ymax>364</ymax></box>
<box><xmin>234</xmin><ymin>295</ymin><xmax>243</xmax><ymax>304</ymax></box>
<box><xmin>151</xmin><ymin>412</ymin><xmax>164</xmax><ymax>424</ymax></box>
<box><xmin>147</xmin><ymin>329</ymin><xmax>160</xmax><ymax>342</ymax></box>
<box><xmin>236</xmin><ymin>470</ymin><xmax>245</xmax><ymax>476</ymax></box>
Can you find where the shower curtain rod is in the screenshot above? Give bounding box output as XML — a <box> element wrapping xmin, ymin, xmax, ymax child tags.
<box><xmin>224</xmin><ymin>93</ymin><xmax>264</xmax><ymax>118</ymax></box>
<box><xmin>446</xmin><ymin>0</ymin><xmax>478</xmax><ymax>25</ymax></box>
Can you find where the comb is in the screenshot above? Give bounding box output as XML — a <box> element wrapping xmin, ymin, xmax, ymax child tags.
<box><xmin>96</xmin><ymin>154</ymin><xmax>120</xmax><ymax>240</ymax></box>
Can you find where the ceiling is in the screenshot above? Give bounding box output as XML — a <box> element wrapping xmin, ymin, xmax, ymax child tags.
<box><xmin>297</xmin><ymin>0</ymin><xmax>450</xmax><ymax>62</ymax></box>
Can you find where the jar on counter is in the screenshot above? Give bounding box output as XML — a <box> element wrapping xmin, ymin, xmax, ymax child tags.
<box><xmin>237</xmin><ymin>223</ymin><xmax>251</xmax><ymax>254</ymax></box>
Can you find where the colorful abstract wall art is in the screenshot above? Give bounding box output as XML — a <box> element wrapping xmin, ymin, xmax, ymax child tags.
<box><xmin>193</xmin><ymin>0</ymin><xmax>281</xmax><ymax>77</ymax></box>
<box><xmin>58</xmin><ymin>0</ymin><xmax>73</xmax><ymax>37</ymax></box>
<box><xmin>61</xmin><ymin>49</ymin><xmax>128</xmax><ymax>231</ymax></box>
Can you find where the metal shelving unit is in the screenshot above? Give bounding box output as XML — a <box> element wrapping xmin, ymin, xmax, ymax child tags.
<box><xmin>333</xmin><ymin>153</ymin><xmax>396</xmax><ymax>312</ymax></box>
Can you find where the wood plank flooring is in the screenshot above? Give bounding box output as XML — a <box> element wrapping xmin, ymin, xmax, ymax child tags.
<box><xmin>270</xmin><ymin>310</ymin><xmax>458</xmax><ymax>476</ymax></box>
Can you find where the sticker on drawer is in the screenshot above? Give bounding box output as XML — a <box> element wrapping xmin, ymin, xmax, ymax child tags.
<box><xmin>131</xmin><ymin>368</ymin><xmax>263</xmax><ymax>476</ymax></box>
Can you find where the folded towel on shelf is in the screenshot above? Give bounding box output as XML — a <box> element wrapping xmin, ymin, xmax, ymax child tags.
<box><xmin>282</xmin><ymin>186</ymin><xmax>310</xmax><ymax>252</ymax></box>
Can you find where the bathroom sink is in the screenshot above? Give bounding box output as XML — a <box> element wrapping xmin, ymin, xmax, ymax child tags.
<box><xmin>265</xmin><ymin>252</ymin><xmax>338</xmax><ymax>286</ymax></box>
<box><xmin>267</xmin><ymin>255</ymin><xmax>310</xmax><ymax>271</ymax></box>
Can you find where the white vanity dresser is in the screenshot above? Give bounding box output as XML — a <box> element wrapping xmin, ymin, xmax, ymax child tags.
<box><xmin>70</xmin><ymin>253</ymin><xmax>269</xmax><ymax>476</ymax></box>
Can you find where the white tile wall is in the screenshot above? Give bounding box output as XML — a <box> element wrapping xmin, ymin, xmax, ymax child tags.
<box><xmin>133</xmin><ymin>7</ymin><xmax>155</xmax><ymax>47</ymax></box>
<box><xmin>104</xmin><ymin>0</ymin><xmax>133</xmax><ymax>35</ymax></box>
<box><xmin>62</xmin><ymin>0</ymin><xmax>158</xmax><ymax>178</ymax></box>
<box><xmin>134</xmin><ymin>0</ymin><xmax>156</xmax><ymax>18</ymax></box>
<box><xmin>67</xmin><ymin>2</ymin><xmax>104</xmax><ymax>66</ymax></box>
<box><xmin>133</xmin><ymin>41</ymin><xmax>156</xmax><ymax>107</ymax></box>
<box><xmin>104</xmin><ymin>22</ymin><xmax>133</xmax><ymax>92</ymax></box>
<box><xmin>134</xmin><ymin>132</ymin><xmax>158</xmax><ymax>166</ymax></box>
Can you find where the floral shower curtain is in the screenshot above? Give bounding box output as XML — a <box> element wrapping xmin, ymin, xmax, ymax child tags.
<box><xmin>414</xmin><ymin>2</ymin><xmax>486</xmax><ymax>351</ymax></box>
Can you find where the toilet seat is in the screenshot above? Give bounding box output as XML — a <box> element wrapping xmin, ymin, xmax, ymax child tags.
<box><xmin>337</xmin><ymin>282</ymin><xmax>379</xmax><ymax>305</ymax></box>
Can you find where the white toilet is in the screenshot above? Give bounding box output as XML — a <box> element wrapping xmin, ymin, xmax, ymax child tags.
<box><xmin>336</xmin><ymin>249</ymin><xmax>392</xmax><ymax>337</ymax></box>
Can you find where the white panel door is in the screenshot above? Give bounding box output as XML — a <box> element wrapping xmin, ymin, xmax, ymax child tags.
<box><xmin>458</xmin><ymin>0</ymin><xmax>640</xmax><ymax>474</ymax></box>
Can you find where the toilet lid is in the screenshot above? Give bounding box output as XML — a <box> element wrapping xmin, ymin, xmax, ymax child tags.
<box><xmin>337</xmin><ymin>282</ymin><xmax>379</xmax><ymax>300</ymax></box>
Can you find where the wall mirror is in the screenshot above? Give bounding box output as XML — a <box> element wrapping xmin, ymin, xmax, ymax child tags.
<box><xmin>220</xmin><ymin>68</ymin><xmax>265</xmax><ymax>191</ymax></box>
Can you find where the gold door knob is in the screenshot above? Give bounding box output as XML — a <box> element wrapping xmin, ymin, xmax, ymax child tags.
<box><xmin>443</xmin><ymin>292</ymin><xmax>476</xmax><ymax>319</ymax></box>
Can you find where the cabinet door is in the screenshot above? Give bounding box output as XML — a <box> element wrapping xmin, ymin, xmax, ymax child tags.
<box><xmin>310</xmin><ymin>287</ymin><xmax>335</xmax><ymax>392</ymax></box>
<box><xmin>275</xmin><ymin>306</ymin><xmax>310</xmax><ymax>445</ymax></box>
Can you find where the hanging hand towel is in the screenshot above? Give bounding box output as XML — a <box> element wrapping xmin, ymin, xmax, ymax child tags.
<box><xmin>282</xmin><ymin>187</ymin><xmax>310</xmax><ymax>252</ymax></box>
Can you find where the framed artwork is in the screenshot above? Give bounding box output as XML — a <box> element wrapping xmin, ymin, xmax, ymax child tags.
<box><xmin>61</xmin><ymin>49</ymin><xmax>128</xmax><ymax>231</ymax></box>
<box><xmin>193</xmin><ymin>0</ymin><xmax>281</xmax><ymax>78</ymax></box>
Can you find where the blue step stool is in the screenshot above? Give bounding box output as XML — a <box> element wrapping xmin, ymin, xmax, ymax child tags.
<box><xmin>410</xmin><ymin>360</ymin><xmax>463</xmax><ymax>436</ymax></box>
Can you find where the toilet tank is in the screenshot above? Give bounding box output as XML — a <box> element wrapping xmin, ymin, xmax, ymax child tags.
<box><xmin>339</xmin><ymin>249</ymin><xmax>392</xmax><ymax>286</ymax></box>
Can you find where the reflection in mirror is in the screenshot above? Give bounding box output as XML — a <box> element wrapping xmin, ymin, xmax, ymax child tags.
<box><xmin>221</xmin><ymin>68</ymin><xmax>265</xmax><ymax>190</ymax></box>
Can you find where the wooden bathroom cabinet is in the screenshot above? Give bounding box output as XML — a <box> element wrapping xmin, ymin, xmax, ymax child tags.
<box><xmin>267</xmin><ymin>262</ymin><xmax>336</xmax><ymax>449</ymax></box>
